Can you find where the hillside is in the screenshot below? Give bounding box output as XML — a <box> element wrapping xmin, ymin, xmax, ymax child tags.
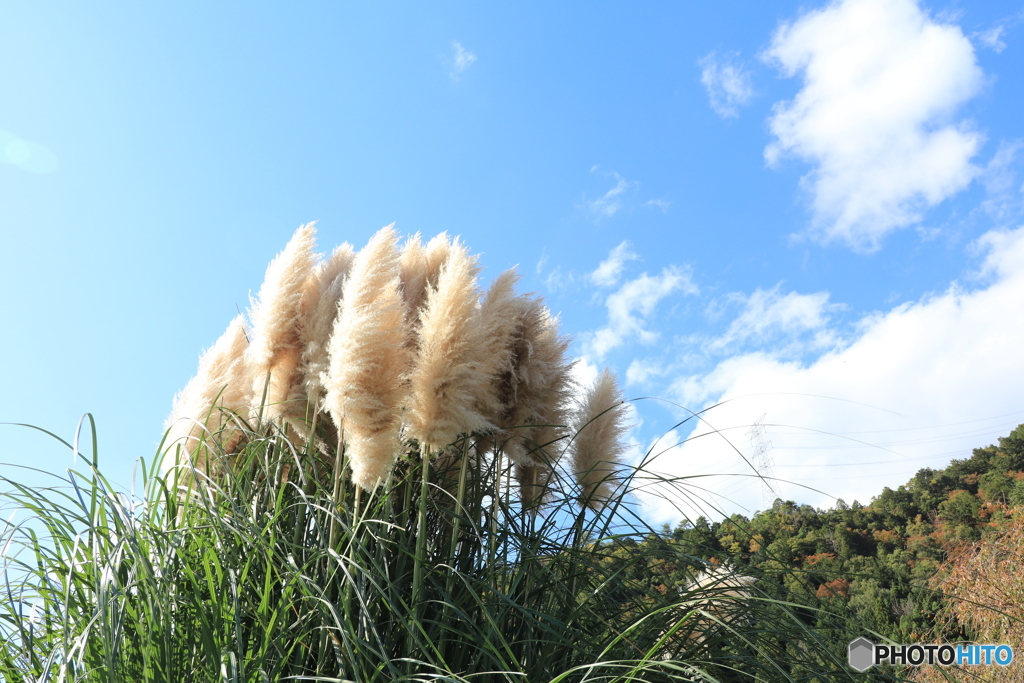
<box><xmin>597</xmin><ymin>424</ymin><xmax>1024</xmax><ymax>667</ymax></box>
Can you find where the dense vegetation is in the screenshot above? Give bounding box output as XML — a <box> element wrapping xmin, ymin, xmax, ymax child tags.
<box><xmin>602</xmin><ymin>424</ymin><xmax>1024</xmax><ymax>678</ymax></box>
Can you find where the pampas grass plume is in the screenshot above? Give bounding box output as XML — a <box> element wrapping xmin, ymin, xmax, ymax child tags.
<box><xmin>246</xmin><ymin>223</ymin><xmax>319</xmax><ymax>420</ymax></box>
<box><xmin>163</xmin><ymin>314</ymin><xmax>250</xmax><ymax>472</ymax></box>
<box><xmin>515</xmin><ymin>463</ymin><xmax>545</xmax><ymax>513</ymax></box>
<box><xmin>400</xmin><ymin>232</ymin><xmax>451</xmax><ymax>329</ymax></box>
<box><xmin>164</xmin><ymin>225</ymin><xmax>630</xmax><ymax>513</ymax></box>
<box><xmin>286</xmin><ymin>242</ymin><xmax>356</xmax><ymax>430</ymax></box>
<box><xmin>485</xmin><ymin>296</ymin><xmax>573</xmax><ymax>469</ymax></box>
<box><xmin>571</xmin><ymin>368</ymin><xmax>629</xmax><ymax>509</ymax></box>
<box><xmin>528</xmin><ymin>306</ymin><xmax>575</xmax><ymax>461</ymax></box>
<box><xmin>324</xmin><ymin>225</ymin><xmax>409</xmax><ymax>490</ymax></box>
<box><xmin>406</xmin><ymin>240</ymin><xmax>491</xmax><ymax>449</ymax></box>
<box><xmin>422</xmin><ymin>233</ymin><xmax>452</xmax><ymax>288</ymax></box>
<box><xmin>473</xmin><ymin>269</ymin><xmax>520</xmax><ymax>420</ymax></box>
<box><xmin>399</xmin><ymin>233</ymin><xmax>427</xmax><ymax>320</ymax></box>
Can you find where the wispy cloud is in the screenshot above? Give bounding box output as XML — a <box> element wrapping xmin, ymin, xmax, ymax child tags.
<box><xmin>585</xmin><ymin>172</ymin><xmax>635</xmax><ymax>218</ymax></box>
<box><xmin>582</xmin><ymin>169</ymin><xmax>670</xmax><ymax>219</ymax></box>
<box><xmin>543</xmin><ymin>265</ymin><xmax>576</xmax><ymax>292</ymax></box>
<box><xmin>973</xmin><ymin>9</ymin><xmax>1024</xmax><ymax>54</ymax></box>
<box><xmin>975</xmin><ymin>25</ymin><xmax>1007</xmax><ymax>52</ymax></box>
<box><xmin>763</xmin><ymin>0</ymin><xmax>985</xmax><ymax>251</ymax></box>
<box><xmin>699</xmin><ymin>51</ymin><xmax>754</xmax><ymax>118</ymax></box>
<box><xmin>625</xmin><ymin>357</ymin><xmax>664</xmax><ymax>386</ymax></box>
<box><xmin>585</xmin><ymin>266</ymin><xmax>698</xmax><ymax>360</ymax></box>
<box><xmin>978</xmin><ymin>139</ymin><xmax>1024</xmax><ymax>225</ymax></box>
<box><xmin>590</xmin><ymin>241</ymin><xmax>640</xmax><ymax>288</ymax></box>
<box><xmin>643</xmin><ymin>198</ymin><xmax>672</xmax><ymax>213</ymax></box>
<box><xmin>535</xmin><ymin>250</ymin><xmax>549</xmax><ymax>275</ymax></box>
<box><xmin>707</xmin><ymin>285</ymin><xmax>839</xmax><ymax>354</ymax></box>
<box><xmin>450</xmin><ymin>41</ymin><xmax>477</xmax><ymax>81</ymax></box>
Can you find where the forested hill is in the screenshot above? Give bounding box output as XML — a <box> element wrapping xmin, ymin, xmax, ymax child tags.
<box><xmin>618</xmin><ymin>424</ymin><xmax>1024</xmax><ymax>644</ymax></box>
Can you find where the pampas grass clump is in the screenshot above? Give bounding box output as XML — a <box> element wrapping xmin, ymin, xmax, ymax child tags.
<box><xmin>162</xmin><ymin>223</ymin><xmax>617</xmax><ymax>507</ymax></box>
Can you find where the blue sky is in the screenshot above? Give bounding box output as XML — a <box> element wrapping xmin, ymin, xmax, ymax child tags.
<box><xmin>2</xmin><ymin>0</ymin><xmax>1023</xmax><ymax>523</ymax></box>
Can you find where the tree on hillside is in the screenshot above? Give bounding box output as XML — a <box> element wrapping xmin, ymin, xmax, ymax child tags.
<box><xmin>912</xmin><ymin>508</ymin><xmax>1024</xmax><ymax>682</ymax></box>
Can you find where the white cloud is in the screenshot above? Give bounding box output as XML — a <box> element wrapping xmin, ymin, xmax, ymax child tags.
<box><xmin>708</xmin><ymin>286</ymin><xmax>838</xmax><ymax>353</ymax></box>
<box><xmin>586</xmin><ymin>172</ymin><xmax>635</xmax><ymax>218</ymax></box>
<box><xmin>586</xmin><ymin>266</ymin><xmax>698</xmax><ymax>360</ymax></box>
<box><xmin>535</xmin><ymin>250</ymin><xmax>549</xmax><ymax>275</ymax></box>
<box><xmin>975</xmin><ymin>26</ymin><xmax>1007</xmax><ymax>53</ymax></box>
<box><xmin>582</xmin><ymin>169</ymin><xmax>670</xmax><ymax>219</ymax></box>
<box><xmin>763</xmin><ymin>0</ymin><xmax>985</xmax><ymax>250</ymax></box>
<box><xmin>643</xmin><ymin>198</ymin><xmax>672</xmax><ymax>213</ymax></box>
<box><xmin>544</xmin><ymin>265</ymin><xmax>575</xmax><ymax>292</ymax></box>
<box><xmin>637</xmin><ymin>225</ymin><xmax>1024</xmax><ymax>524</ymax></box>
<box><xmin>571</xmin><ymin>356</ymin><xmax>601</xmax><ymax>391</ymax></box>
<box><xmin>979</xmin><ymin>139</ymin><xmax>1024</xmax><ymax>225</ymax></box>
<box><xmin>626</xmin><ymin>358</ymin><xmax>664</xmax><ymax>386</ymax></box>
<box><xmin>590</xmin><ymin>241</ymin><xmax>640</xmax><ymax>288</ymax></box>
<box><xmin>699</xmin><ymin>51</ymin><xmax>754</xmax><ymax>118</ymax></box>
<box><xmin>450</xmin><ymin>41</ymin><xmax>476</xmax><ymax>80</ymax></box>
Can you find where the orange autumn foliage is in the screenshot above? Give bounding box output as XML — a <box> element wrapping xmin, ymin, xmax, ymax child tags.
<box><xmin>912</xmin><ymin>508</ymin><xmax>1024</xmax><ymax>682</ymax></box>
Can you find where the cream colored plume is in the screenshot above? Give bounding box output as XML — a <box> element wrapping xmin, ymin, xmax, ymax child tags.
<box><xmin>529</xmin><ymin>307</ymin><xmax>575</xmax><ymax>466</ymax></box>
<box><xmin>162</xmin><ymin>314</ymin><xmax>250</xmax><ymax>473</ymax></box>
<box><xmin>570</xmin><ymin>369</ymin><xmax>629</xmax><ymax>509</ymax></box>
<box><xmin>284</xmin><ymin>242</ymin><xmax>355</xmax><ymax>431</ymax></box>
<box><xmin>407</xmin><ymin>240</ymin><xmax>500</xmax><ymax>449</ymax></box>
<box><xmin>472</xmin><ymin>269</ymin><xmax>520</xmax><ymax>421</ymax></box>
<box><xmin>400</xmin><ymin>232</ymin><xmax>451</xmax><ymax>330</ymax></box>
<box><xmin>422</xmin><ymin>233</ymin><xmax>452</xmax><ymax>290</ymax></box>
<box><xmin>490</xmin><ymin>296</ymin><xmax>574</xmax><ymax>467</ymax></box>
<box><xmin>399</xmin><ymin>233</ymin><xmax>426</xmax><ymax>318</ymax></box>
<box><xmin>324</xmin><ymin>225</ymin><xmax>409</xmax><ymax>490</ymax></box>
<box><xmin>245</xmin><ymin>223</ymin><xmax>319</xmax><ymax>421</ymax></box>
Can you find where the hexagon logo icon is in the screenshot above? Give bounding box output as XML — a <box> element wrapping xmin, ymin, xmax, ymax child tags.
<box><xmin>848</xmin><ymin>637</ymin><xmax>875</xmax><ymax>672</ymax></box>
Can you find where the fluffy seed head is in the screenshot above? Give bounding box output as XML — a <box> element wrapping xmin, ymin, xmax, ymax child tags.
<box><xmin>246</xmin><ymin>223</ymin><xmax>320</xmax><ymax>420</ymax></box>
<box><xmin>324</xmin><ymin>225</ymin><xmax>410</xmax><ymax>490</ymax></box>
<box><xmin>399</xmin><ymin>233</ymin><xmax>427</xmax><ymax>319</ymax></box>
<box><xmin>472</xmin><ymin>269</ymin><xmax>520</xmax><ymax>419</ymax></box>
<box><xmin>422</xmin><ymin>233</ymin><xmax>452</xmax><ymax>289</ymax></box>
<box><xmin>571</xmin><ymin>369</ymin><xmax>629</xmax><ymax>509</ymax></box>
<box><xmin>163</xmin><ymin>314</ymin><xmax>250</xmax><ymax>473</ymax></box>
<box><xmin>165</xmin><ymin>226</ymin><xmax>629</xmax><ymax>507</ymax></box>
<box><xmin>406</xmin><ymin>240</ymin><xmax>491</xmax><ymax>448</ymax></box>
<box><xmin>401</xmin><ymin>232</ymin><xmax>451</xmax><ymax>330</ymax></box>
<box><xmin>493</xmin><ymin>297</ymin><xmax>574</xmax><ymax>466</ymax></box>
<box><xmin>285</xmin><ymin>242</ymin><xmax>356</xmax><ymax>432</ymax></box>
